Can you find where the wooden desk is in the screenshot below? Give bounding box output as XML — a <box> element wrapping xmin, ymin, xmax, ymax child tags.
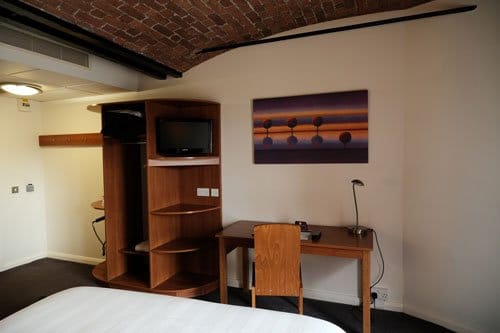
<box><xmin>91</xmin><ymin>200</ymin><xmax>104</xmax><ymax>210</ymax></box>
<box><xmin>216</xmin><ymin>220</ymin><xmax>373</xmax><ymax>333</ymax></box>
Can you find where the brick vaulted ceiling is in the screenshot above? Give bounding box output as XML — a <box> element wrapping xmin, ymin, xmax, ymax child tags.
<box><xmin>18</xmin><ymin>0</ymin><xmax>434</xmax><ymax>75</ymax></box>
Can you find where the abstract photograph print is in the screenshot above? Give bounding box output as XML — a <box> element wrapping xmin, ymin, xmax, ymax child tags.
<box><xmin>253</xmin><ymin>90</ymin><xmax>368</xmax><ymax>164</ymax></box>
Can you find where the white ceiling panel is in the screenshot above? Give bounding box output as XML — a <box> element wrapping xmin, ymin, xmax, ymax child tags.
<box><xmin>31</xmin><ymin>88</ymin><xmax>96</xmax><ymax>102</ymax></box>
<box><xmin>0</xmin><ymin>58</ymin><xmax>134</xmax><ymax>101</ymax></box>
<box><xmin>11</xmin><ymin>69</ymin><xmax>92</xmax><ymax>86</ymax></box>
<box><xmin>0</xmin><ymin>59</ymin><xmax>34</xmax><ymax>75</ymax></box>
<box><xmin>69</xmin><ymin>83</ymin><xmax>129</xmax><ymax>94</ymax></box>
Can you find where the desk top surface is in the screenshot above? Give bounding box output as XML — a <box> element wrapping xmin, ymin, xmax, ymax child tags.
<box><xmin>91</xmin><ymin>200</ymin><xmax>104</xmax><ymax>210</ymax></box>
<box><xmin>216</xmin><ymin>220</ymin><xmax>373</xmax><ymax>251</ymax></box>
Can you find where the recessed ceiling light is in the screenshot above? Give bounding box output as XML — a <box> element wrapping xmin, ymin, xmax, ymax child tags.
<box><xmin>0</xmin><ymin>83</ymin><xmax>42</xmax><ymax>96</ymax></box>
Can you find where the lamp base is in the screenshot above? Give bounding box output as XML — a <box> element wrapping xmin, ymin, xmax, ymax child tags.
<box><xmin>347</xmin><ymin>225</ymin><xmax>369</xmax><ymax>237</ymax></box>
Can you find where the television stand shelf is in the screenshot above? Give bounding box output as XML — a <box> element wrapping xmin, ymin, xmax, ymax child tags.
<box><xmin>149</xmin><ymin>156</ymin><xmax>220</xmax><ymax>167</ymax></box>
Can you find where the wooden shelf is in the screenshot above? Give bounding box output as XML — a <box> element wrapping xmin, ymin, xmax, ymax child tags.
<box><xmin>119</xmin><ymin>248</ymin><xmax>149</xmax><ymax>256</ymax></box>
<box><xmin>39</xmin><ymin>133</ymin><xmax>102</xmax><ymax>146</ymax></box>
<box><xmin>152</xmin><ymin>238</ymin><xmax>210</xmax><ymax>254</ymax></box>
<box><xmin>149</xmin><ymin>156</ymin><xmax>220</xmax><ymax>167</ymax></box>
<box><xmin>151</xmin><ymin>203</ymin><xmax>220</xmax><ymax>215</ymax></box>
<box><xmin>153</xmin><ymin>272</ymin><xmax>218</xmax><ymax>297</ymax></box>
<box><xmin>109</xmin><ymin>272</ymin><xmax>149</xmax><ymax>290</ymax></box>
<box><xmin>92</xmin><ymin>261</ymin><xmax>107</xmax><ymax>282</ymax></box>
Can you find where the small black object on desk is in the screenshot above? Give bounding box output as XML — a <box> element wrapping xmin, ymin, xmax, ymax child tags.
<box><xmin>295</xmin><ymin>221</ymin><xmax>322</xmax><ymax>241</ymax></box>
<box><xmin>311</xmin><ymin>230</ymin><xmax>322</xmax><ymax>241</ymax></box>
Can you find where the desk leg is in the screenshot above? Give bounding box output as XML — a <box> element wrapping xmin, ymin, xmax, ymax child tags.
<box><xmin>242</xmin><ymin>247</ymin><xmax>249</xmax><ymax>291</ymax></box>
<box><xmin>362</xmin><ymin>250</ymin><xmax>371</xmax><ymax>333</ymax></box>
<box><xmin>218</xmin><ymin>237</ymin><xmax>228</xmax><ymax>304</ymax></box>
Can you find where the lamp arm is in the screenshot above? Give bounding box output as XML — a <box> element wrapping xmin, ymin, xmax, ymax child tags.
<box><xmin>352</xmin><ymin>183</ymin><xmax>359</xmax><ymax>227</ymax></box>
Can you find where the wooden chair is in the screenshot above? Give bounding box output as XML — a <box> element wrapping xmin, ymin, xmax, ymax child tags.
<box><xmin>251</xmin><ymin>223</ymin><xmax>303</xmax><ymax>314</ymax></box>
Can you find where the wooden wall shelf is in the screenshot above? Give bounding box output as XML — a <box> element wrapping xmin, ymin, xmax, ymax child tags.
<box><xmin>39</xmin><ymin>133</ymin><xmax>102</xmax><ymax>147</ymax></box>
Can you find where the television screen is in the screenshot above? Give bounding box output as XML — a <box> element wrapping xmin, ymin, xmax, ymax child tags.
<box><xmin>156</xmin><ymin>119</ymin><xmax>212</xmax><ymax>156</ymax></box>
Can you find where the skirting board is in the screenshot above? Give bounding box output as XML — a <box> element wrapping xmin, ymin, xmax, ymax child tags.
<box><xmin>0</xmin><ymin>252</ymin><xmax>46</xmax><ymax>272</ymax></box>
<box><xmin>404</xmin><ymin>304</ymin><xmax>480</xmax><ymax>333</ymax></box>
<box><xmin>227</xmin><ymin>276</ymin><xmax>403</xmax><ymax>312</ymax></box>
<box><xmin>47</xmin><ymin>252</ymin><xmax>104</xmax><ymax>265</ymax></box>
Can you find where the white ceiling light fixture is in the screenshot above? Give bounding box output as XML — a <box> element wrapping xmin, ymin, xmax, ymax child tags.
<box><xmin>0</xmin><ymin>82</ymin><xmax>42</xmax><ymax>96</ymax></box>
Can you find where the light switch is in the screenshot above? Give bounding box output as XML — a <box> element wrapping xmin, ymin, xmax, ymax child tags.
<box><xmin>11</xmin><ymin>186</ymin><xmax>19</xmax><ymax>194</ymax></box>
<box><xmin>210</xmin><ymin>188</ymin><xmax>219</xmax><ymax>197</ymax></box>
<box><xmin>26</xmin><ymin>183</ymin><xmax>35</xmax><ymax>192</ymax></box>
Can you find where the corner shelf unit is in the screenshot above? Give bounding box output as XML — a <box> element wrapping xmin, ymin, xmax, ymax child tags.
<box><xmin>92</xmin><ymin>99</ymin><xmax>222</xmax><ymax>298</ymax></box>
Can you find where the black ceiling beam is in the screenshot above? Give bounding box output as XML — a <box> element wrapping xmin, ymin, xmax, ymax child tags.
<box><xmin>0</xmin><ymin>0</ymin><xmax>182</xmax><ymax>80</ymax></box>
<box><xmin>199</xmin><ymin>5</ymin><xmax>477</xmax><ymax>54</ymax></box>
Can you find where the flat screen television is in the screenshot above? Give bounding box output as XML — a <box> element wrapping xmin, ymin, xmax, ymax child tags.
<box><xmin>156</xmin><ymin>119</ymin><xmax>212</xmax><ymax>156</ymax></box>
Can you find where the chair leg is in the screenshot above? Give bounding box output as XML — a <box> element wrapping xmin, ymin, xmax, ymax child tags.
<box><xmin>251</xmin><ymin>287</ymin><xmax>256</xmax><ymax>308</ymax></box>
<box><xmin>298</xmin><ymin>287</ymin><xmax>303</xmax><ymax>315</ymax></box>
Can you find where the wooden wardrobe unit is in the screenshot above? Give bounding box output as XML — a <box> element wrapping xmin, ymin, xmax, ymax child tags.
<box><xmin>92</xmin><ymin>99</ymin><xmax>221</xmax><ymax>297</ymax></box>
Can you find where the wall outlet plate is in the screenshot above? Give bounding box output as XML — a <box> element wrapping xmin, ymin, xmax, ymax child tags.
<box><xmin>196</xmin><ymin>187</ymin><xmax>210</xmax><ymax>197</ymax></box>
<box><xmin>372</xmin><ymin>286</ymin><xmax>389</xmax><ymax>305</ymax></box>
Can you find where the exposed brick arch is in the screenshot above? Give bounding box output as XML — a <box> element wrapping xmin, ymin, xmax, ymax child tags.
<box><xmin>20</xmin><ymin>0</ymin><xmax>432</xmax><ymax>73</ymax></box>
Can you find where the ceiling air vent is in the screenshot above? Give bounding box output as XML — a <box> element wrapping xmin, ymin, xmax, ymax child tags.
<box><xmin>0</xmin><ymin>23</ymin><xmax>89</xmax><ymax>68</ymax></box>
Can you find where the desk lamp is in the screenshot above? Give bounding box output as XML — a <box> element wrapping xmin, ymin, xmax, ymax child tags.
<box><xmin>347</xmin><ymin>179</ymin><xmax>368</xmax><ymax>237</ymax></box>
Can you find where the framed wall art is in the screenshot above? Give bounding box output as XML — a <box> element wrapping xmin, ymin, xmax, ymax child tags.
<box><xmin>253</xmin><ymin>90</ymin><xmax>368</xmax><ymax>164</ymax></box>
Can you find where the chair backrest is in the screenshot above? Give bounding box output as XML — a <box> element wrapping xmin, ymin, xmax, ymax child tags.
<box><xmin>253</xmin><ymin>223</ymin><xmax>301</xmax><ymax>296</ymax></box>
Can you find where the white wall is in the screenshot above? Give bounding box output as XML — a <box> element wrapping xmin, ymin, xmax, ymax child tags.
<box><xmin>403</xmin><ymin>1</ymin><xmax>500</xmax><ymax>332</ymax></box>
<box><xmin>0</xmin><ymin>97</ymin><xmax>47</xmax><ymax>270</ymax></box>
<box><xmin>39</xmin><ymin>100</ymin><xmax>104</xmax><ymax>263</ymax></box>
<box><xmin>172</xmin><ymin>23</ymin><xmax>407</xmax><ymax>308</ymax></box>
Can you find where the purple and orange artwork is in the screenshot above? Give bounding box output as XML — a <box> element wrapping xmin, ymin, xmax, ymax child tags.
<box><xmin>253</xmin><ymin>90</ymin><xmax>368</xmax><ymax>163</ymax></box>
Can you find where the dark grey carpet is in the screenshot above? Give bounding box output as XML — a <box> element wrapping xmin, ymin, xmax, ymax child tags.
<box><xmin>0</xmin><ymin>258</ymin><xmax>100</xmax><ymax>319</ymax></box>
<box><xmin>197</xmin><ymin>287</ymin><xmax>453</xmax><ymax>333</ymax></box>
<box><xmin>0</xmin><ymin>258</ymin><xmax>452</xmax><ymax>333</ymax></box>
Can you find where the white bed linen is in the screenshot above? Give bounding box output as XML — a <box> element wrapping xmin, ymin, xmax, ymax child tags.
<box><xmin>0</xmin><ymin>286</ymin><xmax>345</xmax><ymax>333</ymax></box>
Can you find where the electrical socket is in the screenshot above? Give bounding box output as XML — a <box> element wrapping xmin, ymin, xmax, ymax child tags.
<box><xmin>372</xmin><ymin>287</ymin><xmax>389</xmax><ymax>304</ymax></box>
<box><xmin>196</xmin><ymin>187</ymin><xmax>210</xmax><ymax>197</ymax></box>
